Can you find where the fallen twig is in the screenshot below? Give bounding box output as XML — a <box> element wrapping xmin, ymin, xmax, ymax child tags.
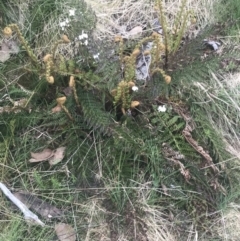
<box><xmin>0</xmin><ymin>182</ymin><xmax>45</xmax><ymax>227</ymax></box>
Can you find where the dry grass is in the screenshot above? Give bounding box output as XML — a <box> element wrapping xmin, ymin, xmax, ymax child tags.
<box><xmin>216</xmin><ymin>203</ymin><xmax>240</xmax><ymax>241</ymax></box>
<box><xmin>141</xmin><ymin>205</ymin><xmax>178</xmax><ymax>241</ymax></box>
<box><xmin>86</xmin><ymin>0</ymin><xmax>218</xmax><ymax>41</ymax></box>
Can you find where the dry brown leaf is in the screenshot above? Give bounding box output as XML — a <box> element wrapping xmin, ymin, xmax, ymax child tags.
<box><xmin>62</xmin><ymin>87</ymin><xmax>73</xmax><ymax>96</ymax></box>
<box><xmin>124</xmin><ymin>26</ymin><xmax>143</xmax><ymax>39</ymax></box>
<box><xmin>52</xmin><ymin>104</ymin><xmax>62</xmax><ymax>113</ymax></box>
<box><xmin>0</xmin><ymin>49</ymin><xmax>10</xmax><ymax>62</ymax></box>
<box><xmin>29</xmin><ymin>149</ymin><xmax>54</xmax><ymax>162</ymax></box>
<box><xmin>55</xmin><ymin>223</ymin><xmax>76</xmax><ymax>241</ymax></box>
<box><xmin>48</xmin><ymin>147</ymin><xmax>66</xmax><ymax>166</ymax></box>
<box><xmin>0</xmin><ymin>39</ymin><xmax>19</xmax><ymax>62</ymax></box>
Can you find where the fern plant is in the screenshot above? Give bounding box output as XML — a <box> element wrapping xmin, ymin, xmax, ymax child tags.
<box><xmin>1</xmin><ymin>0</ymin><xmax>240</xmax><ymax>239</ymax></box>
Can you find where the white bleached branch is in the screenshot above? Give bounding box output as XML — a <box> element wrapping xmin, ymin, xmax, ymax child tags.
<box><xmin>0</xmin><ymin>182</ymin><xmax>45</xmax><ymax>227</ymax></box>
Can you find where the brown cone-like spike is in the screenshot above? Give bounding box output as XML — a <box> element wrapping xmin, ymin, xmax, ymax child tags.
<box><xmin>69</xmin><ymin>76</ymin><xmax>75</xmax><ymax>87</ymax></box>
<box><xmin>164</xmin><ymin>75</ymin><xmax>171</xmax><ymax>84</ymax></box>
<box><xmin>3</xmin><ymin>27</ymin><xmax>12</xmax><ymax>37</ymax></box>
<box><xmin>111</xmin><ymin>89</ymin><xmax>117</xmax><ymax>97</ymax></box>
<box><xmin>128</xmin><ymin>81</ymin><xmax>135</xmax><ymax>88</ymax></box>
<box><xmin>43</xmin><ymin>54</ymin><xmax>52</xmax><ymax>63</ymax></box>
<box><xmin>47</xmin><ymin>76</ymin><xmax>54</xmax><ymax>84</ymax></box>
<box><xmin>132</xmin><ymin>48</ymin><xmax>140</xmax><ymax>57</ymax></box>
<box><xmin>57</xmin><ymin>96</ymin><xmax>66</xmax><ymax>105</ymax></box>
<box><xmin>131</xmin><ymin>101</ymin><xmax>140</xmax><ymax>108</ymax></box>
<box><xmin>62</xmin><ymin>34</ymin><xmax>70</xmax><ymax>43</ymax></box>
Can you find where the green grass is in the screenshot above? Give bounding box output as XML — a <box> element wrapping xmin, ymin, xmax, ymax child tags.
<box><xmin>215</xmin><ymin>0</ymin><xmax>240</xmax><ymax>37</ymax></box>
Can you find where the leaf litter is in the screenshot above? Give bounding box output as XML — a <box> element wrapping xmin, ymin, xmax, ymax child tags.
<box><xmin>49</xmin><ymin>147</ymin><xmax>67</xmax><ymax>166</ymax></box>
<box><xmin>0</xmin><ymin>39</ymin><xmax>19</xmax><ymax>62</ymax></box>
<box><xmin>29</xmin><ymin>147</ymin><xmax>66</xmax><ymax>165</ymax></box>
<box><xmin>55</xmin><ymin>223</ymin><xmax>76</xmax><ymax>241</ymax></box>
<box><xmin>30</xmin><ymin>148</ymin><xmax>54</xmax><ymax>162</ymax></box>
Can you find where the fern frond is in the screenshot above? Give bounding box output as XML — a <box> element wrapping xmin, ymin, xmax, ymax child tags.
<box><xmin>150</xmin><ymin>106</ymin><xmax>198</xmax><ymax>160</ymax></box>
<box><xmin>78</xmin><ymin>90</ymin><xmax>113</xmax><ymax>134</ymax></box>
<box><xmin>191</xmin><ymin>106</ymin><xmax>231</xmax><ymax>163</ymax></box>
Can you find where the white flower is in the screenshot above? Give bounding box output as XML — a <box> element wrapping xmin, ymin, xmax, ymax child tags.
<box><xmin>157</xmin><ymin>105</ymin><xmax>166</xmax><ymax>112</ymax></box>
<box><xmin>93</xmin><ymin>53</ymin><xmax>100</xmax><ymax>60</ymax></box>
<box><xmin>59</xmin><ymin>22</ymin><xmax>65</xmax><ymax>27</ymax></box>
<box><xmin>69</xmin><ymin>9</ymin><xmax>75</xmax><ymax>16</ymax></box>
<box><xmin>59</xmin><ymin>21</ymin><xmax>66</xmax><ymax>30</ymax></box>
<box><xmin>78</xmin><ymin>30</ymin><xmax>88</xmax><ymax>40</ymax></box>
<box><xmin>59</xmin><ymin>19</ymin><xmax>70</xmax><ymax>30</ymax></box>
<box><xmin>132</xmin><ymin>86</ymin><xmax>139</xmax><ymax>92</ymax></box>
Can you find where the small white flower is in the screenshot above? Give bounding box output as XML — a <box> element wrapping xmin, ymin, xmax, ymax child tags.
<box><xmin>59</xmin><ymin>19</ymin><xmax>70</xmax><ymax>30</ymax></box>
<box><xmin>59</xmin><ymin>21</ymin><xmax>66</xmax><ymax>27</ymax></box>
<box><xmin>59</xmin><ymin>21</ymin><xmax>66</xmax><ymax>30</ymax></box>
<box><xmin>132</xmin><ymin>86</ymin><xmax>139</xmax><ymax>92</ymax></box>
<box><xmin>78</xmin><ymin>30</ymin><xmax>88</xmax><ymax>40</ymax></box>
<box><xmin>93</xmin><ymin>53</ymin><xmax>100</xmax><ymax>60</ymax></box>
<box><xmin>157</xmin><ymin>105</ymin><xmax>166</xmax><ymax>112</ymax></box>
<box><xmin>69</xmin><ymin>9</ymin><xmax>75</xmax><ymax>16</ymax></box>
<box><xmin>84</xmin><ymin>39</ymin><xmax>88</xmax><ymax>45</ymax></box>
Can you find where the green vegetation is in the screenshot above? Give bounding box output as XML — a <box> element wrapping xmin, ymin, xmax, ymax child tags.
<box><xmin>0</xmin><ymin>0</ymin><xmax>240</xmax><ymax>240</ymax></box>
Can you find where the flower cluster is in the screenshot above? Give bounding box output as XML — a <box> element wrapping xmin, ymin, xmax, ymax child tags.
<box><xmin>158</xmin><ymin>105</ymin><xmax>166</xmax><ymax>112</ymax></box>
<box><xmin>69</xmin><ymin>9</ymin><xmax>75</xmax><ymax>17</ymax></box>
<box><xmin>93</xmin><ymin>53</ymin><xmax>100</xmax><ymax>60</ymax></box>
<box><xmin>77</xmin><ymin>30</ymin><xmax>88</xmax><ymax>45</ymax></box>
<box><xmin>132</xmin><ymin>86</ymin><xmax>139</xmax><ymax>92</ymax></box>
<box><xmin>59</xmin><ymin>9</ymin><xmax>75</xmax><ymax>31</ymax></box>
<box><xmin>59</xmin><ymin>19</ymin><xmax>70</xmax><ymax>30</ymax></box>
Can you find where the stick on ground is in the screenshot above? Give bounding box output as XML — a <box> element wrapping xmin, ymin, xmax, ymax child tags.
<box><xmin>0</xmin><ymin>182</ymin><xmax>45</xmax><ymax>227</ymax></box>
